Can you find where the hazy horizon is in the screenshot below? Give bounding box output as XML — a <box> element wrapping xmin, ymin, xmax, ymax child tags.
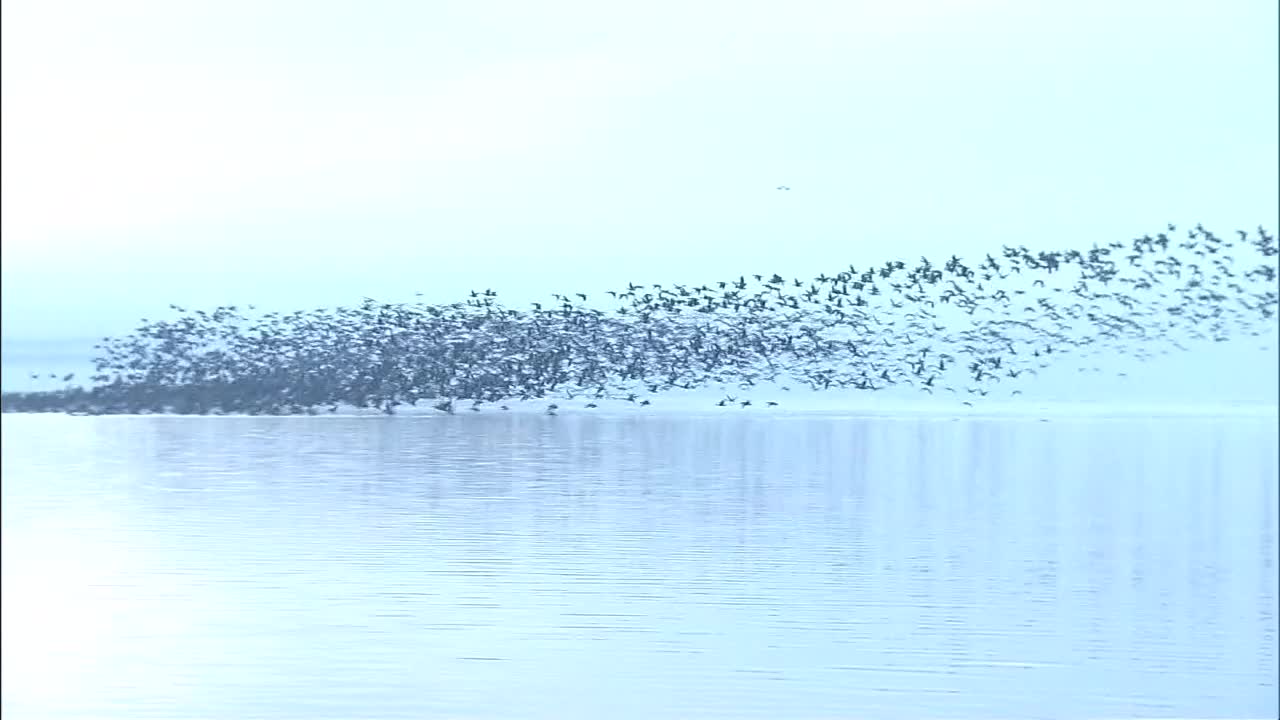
<box><xmin>3</xmin><ymin>4</ymin><xmax>1278</xmax><ymax>715</ymax></box>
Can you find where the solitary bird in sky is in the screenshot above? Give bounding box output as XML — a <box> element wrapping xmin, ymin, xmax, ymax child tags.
<box><xmin>777</xmin><ymin>186</ymin><xmax>790</xmax><ymax>191</ymax></box>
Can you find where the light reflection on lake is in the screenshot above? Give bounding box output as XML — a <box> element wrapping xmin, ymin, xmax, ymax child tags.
<box><xmin>2</xmin><ymin>414</ymin><xmax>1277</xmax><ymax>719</ymax></box>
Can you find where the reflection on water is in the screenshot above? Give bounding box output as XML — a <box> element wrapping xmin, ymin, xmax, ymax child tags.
<box><xmin>2</xmin><ymin>414</ymin><xmax>1277</xmax><ymax>719</ymax></box>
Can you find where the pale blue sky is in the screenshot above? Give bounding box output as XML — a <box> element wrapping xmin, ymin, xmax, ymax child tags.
<box><xmin>2</xmin><ymin>0</ymin><xmax>1277</xmax><ymax>340</ymax></box>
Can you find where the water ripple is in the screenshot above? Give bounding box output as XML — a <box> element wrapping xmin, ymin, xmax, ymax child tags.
<box><xmin>1</xmin><ymin>414</ymin><xmax>1276</xmax><ymax>719</ymax></box>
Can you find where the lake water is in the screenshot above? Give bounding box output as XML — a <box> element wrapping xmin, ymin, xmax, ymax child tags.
<box><xmin>2</xmin><ymin>413</ymin><xmax>1277</xmax><ymax>719</ymax></box>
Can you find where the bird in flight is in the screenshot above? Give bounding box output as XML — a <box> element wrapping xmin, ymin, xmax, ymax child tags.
<box><xmin>777</xmin><ymin>186</ymin><xmax>790</xmax><ymax>191</ymax></box>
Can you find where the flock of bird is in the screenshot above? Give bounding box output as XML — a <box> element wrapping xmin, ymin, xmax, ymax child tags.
<box><xmin>2</xmin><ymin>224</ymin><xmax>1276</xmax><ymax>415</ymax></box>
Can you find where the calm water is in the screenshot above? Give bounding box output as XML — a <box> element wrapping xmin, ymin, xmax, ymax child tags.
<box><xmin>2</xmin><ymin>414</ymin><xmax>1277</xmax><ymax>719</ymax></box>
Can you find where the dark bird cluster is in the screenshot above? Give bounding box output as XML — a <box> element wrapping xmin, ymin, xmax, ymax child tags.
<box><xmin>3</xmin><ymin>224</ymin><xmax>1276</xmax><ymax>415</ymax></box>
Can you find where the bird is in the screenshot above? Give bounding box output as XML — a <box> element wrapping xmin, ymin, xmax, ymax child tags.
<box><xmin>7</xmin><ymin>222</ymin><xmax>1273</xmax><ymax>417</ymax></box>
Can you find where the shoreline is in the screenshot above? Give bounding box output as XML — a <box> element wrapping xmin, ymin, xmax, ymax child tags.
<box><xmin>3</xmin><ymin>390</ymin><xmax>1275</xmax><ymax>420</ymax></box>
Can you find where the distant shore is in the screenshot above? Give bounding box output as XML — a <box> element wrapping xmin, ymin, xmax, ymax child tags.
<box><xmin>4</xmin><ymin>385</ymin><xmax>1276</xmax><ymax>420</ymax></box>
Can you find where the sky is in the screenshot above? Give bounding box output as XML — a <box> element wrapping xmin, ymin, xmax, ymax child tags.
<box><xmin>1</xmin><ymin>0</ymin><xmax>1278</xmax><ymax>342</ymax></box>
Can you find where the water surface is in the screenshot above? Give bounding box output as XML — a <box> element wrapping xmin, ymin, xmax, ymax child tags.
<box><xmin>2</xmin><ymin>414</ymin><xmax>1277</xmax><ymax>719</ymax></box>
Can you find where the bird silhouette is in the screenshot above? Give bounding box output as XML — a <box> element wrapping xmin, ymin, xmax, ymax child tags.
<box><xmin>4</xmin><ymin>224</ymin><xmax>1274</xmax><ymax>416</ymax></box>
